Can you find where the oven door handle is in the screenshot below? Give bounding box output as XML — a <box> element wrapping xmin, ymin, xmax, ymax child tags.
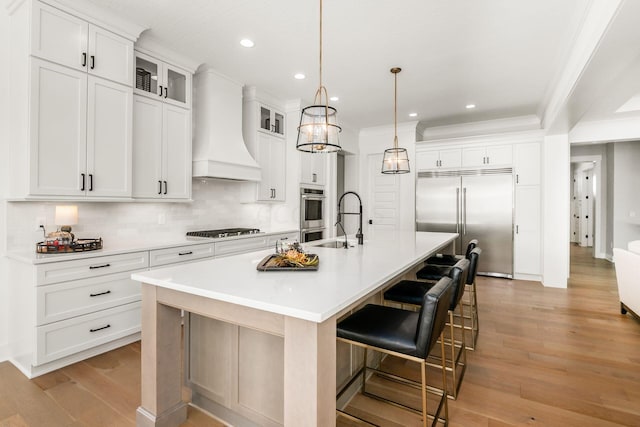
<box><xmin>301</xmin><ymin>195</ymin><xmax>325</xmax><ymax>200</ymax></box>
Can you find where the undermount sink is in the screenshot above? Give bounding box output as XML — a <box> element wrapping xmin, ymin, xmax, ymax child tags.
<box><xmin>313</xmin><ymin>240</ymin><xmax>353</xmax><ymax>249</ymax></box>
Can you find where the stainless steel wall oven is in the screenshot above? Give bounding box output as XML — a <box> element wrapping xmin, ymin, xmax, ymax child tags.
<box><xmin>300</xmin><ymin>187</ymin><xmax>325</xmax><ymax>242</ymax></box>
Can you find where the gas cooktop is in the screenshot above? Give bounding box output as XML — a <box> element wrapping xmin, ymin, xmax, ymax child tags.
<box><xmin>186</xmin><ymin>228</ymin><xmax>261</xmax><ymax>239</ymax></box>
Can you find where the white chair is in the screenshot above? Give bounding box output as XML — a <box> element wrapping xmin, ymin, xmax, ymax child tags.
<box><xmin>612</xmin><ymin>247</ymin><xmax>640</xmax><ymax>319</ymax></box>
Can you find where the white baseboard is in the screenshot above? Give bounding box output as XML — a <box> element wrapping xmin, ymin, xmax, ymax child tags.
<box><xmin>0</xmin><ymin>342</ymin><xmax>9</xmax><ymax>363</ymax></box>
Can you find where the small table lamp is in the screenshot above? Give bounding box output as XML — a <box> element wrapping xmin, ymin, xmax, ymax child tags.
<box><xmin>50</xmin><ymin>205</ymin><xmax>78</xmax><ymax>243</ymax></box>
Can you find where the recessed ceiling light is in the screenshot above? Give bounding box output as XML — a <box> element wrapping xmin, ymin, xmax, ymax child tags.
<box><xmin>240</xmin><ymin>39</ymin><xmax>255</xmax><ymax>48</ymax></box>
<box><xmin>409</xmin><ymin>112</ymin><xmax>417</xmax><ymax>117</ymax></box>
<box><xmin>294</xmin><ymin>73</ymin><xmax>306</xmax><ymax>80</ymax></box>
<box><xmin>330</xmin><ymin>96</ymin><xmax>339</xmax><ymax>101</ymax></box>
<box><xmin>465</xmin><ymin>104</ymin><xmax>476</xmax><ymax>109</ymax></box>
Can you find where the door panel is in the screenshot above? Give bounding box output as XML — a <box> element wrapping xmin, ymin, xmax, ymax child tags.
<box><xmin>367</xmin><ymin>154</ymin><xmax>399</xmax><ymax>236</ymax></box>
<box><xmin>132</xmin><ymin>96</ymin><xmax>163</xmax><ymax>198</ymax></box>
<box><xmin>164</xmin><ymin>105</ymin><xmax>191</xmax><ymax>199</ymax></box>
<box><xmin>86</xmin><ymin>76</ymin><xmax>132</xmax><ymax>197</ymax></box>
<box><xmin>416</xmin><ymin>176</ymin><xmax>461</xmax><ymax>249</ymax></box>
<box><xmin>88</xmin><ymin>24</ymin><xmax>133</xmax><ymax>86</ymax></box>
<box><xmin>30</xmin><ymin>59</ymin><xmax>87</xmax><ymax>196</ymax></box>
<box><xmin>462</xmin><ymin>174</ymin><xmax>513</xmax><ymax>277</ymax></box>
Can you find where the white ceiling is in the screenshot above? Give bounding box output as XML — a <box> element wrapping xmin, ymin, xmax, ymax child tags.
<box><xmin>87</xmin><ymin>0</ymin><xmax>593</xmax><ymax>130</ymax></box>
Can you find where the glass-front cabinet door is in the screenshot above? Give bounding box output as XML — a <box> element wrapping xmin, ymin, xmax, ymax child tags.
<box><xmin>259</xmin><ymin>104</ymin><xmax>285</xmax><ymax>138</ymax></box>
<box><xmin>134</xmin><ymin>51</ymin><xmax>191</xmax><ymax>108</ymax></box>
<box><xmin>135</xmin><ymin>52</ymin><xmax>161</xmax><ymax>98</ymax></box>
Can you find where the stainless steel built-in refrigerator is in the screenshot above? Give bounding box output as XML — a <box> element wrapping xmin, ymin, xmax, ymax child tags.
<box><xmin>416</xmin><ymin>168</ymin><xmax>513</xmax><ymax>277</ymax></box>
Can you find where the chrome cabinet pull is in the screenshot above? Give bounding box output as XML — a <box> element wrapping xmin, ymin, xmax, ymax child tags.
<box><xmin>89</xmin><ymin>263</ymin><xmax>111</xmax><ymax>270</ymax></box>
<box><xmin>456</xmin><ymin>188</ymin><xmax>460</xmax><ymax>233</ymax></box>
<box><xmin>516</xmin><ymin>174</ymin><xmax>519</xmax><ymax>184</ymax></box>
<box><xmin>462</xmin><ymin>187</ymin><xmax>467</xmax><ymax>235</ymax></box>
<box><xmin>516</xmin><ymin>225</ymin><xmax>519</xmax><ymax>234</ymax></box>
<box><xmin>90</xmin><ymin>290</ymin><xmax>111</xmax><ymax>297</ymax></box>
<box><xmin>90</xmin><ymin>324</ymin><xmax>111</xmax><ymax>333</ymax></box>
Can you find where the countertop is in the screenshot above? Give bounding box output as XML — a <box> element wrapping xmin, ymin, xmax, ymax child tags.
<box><xmin>6</xmin><ymin>229</ymin><xmax>299</xmax><ymax>264</ymax></box>
<box><xmin>131</xmin><ymin>231</ymin><xmax>458</xmax><ymax>323</ymax></box>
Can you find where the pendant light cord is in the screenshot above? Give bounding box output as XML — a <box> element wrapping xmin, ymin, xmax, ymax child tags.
<box><xmin>394</xmin><ymin>71</ymin><xmax>398</xmax><ymax>149</ymax></box>
<box><xmin>319</xmin><ymin>0</ymin><xmax>323</xmax><ymax>90</ymax></box>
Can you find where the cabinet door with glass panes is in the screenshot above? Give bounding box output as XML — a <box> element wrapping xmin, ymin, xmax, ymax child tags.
<box><xmin>134</xmin><ymin>51</ymin><xmax>191</xmax><ymax>108</ymax></box>
<box><xmin>258</xmin><ymin>104</ymin><xmax>285</xmax><ymax>138</ymax></box>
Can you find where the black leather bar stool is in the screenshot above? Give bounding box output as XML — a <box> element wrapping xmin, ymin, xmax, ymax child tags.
<box><xmin>425</xmin><ymin>239</ymin><xmax>478</xmax><ymax>267</ymax></box>
<box><xmin>417</xmin><ymin>248</ymin><xmax>481</xmax><ymax>350</ymax></box>
<box><xmin>384</xmin><ymin>258</ymin><xmax>470</xmax><ymax>399</ymax></box>
<box><xmin>336</xmin><ymin>277</ymin><xmax>454</xmax><ymax>427</ymax></box>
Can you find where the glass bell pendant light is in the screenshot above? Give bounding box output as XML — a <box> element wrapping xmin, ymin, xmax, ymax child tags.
<box><xmin>296</xmin><ymin>0</ymin><xmax>342</xmax><ymax>153</ymax></box>
<box><xmin>381</xmin><ymin>67</ymin><xmax>410</xmax><ymax>174</ymax></box>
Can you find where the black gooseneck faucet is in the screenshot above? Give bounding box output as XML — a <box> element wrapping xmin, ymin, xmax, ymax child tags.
<box><xmin>336</xmin><ymin>191</ymin><xmax>364</xmax><ymax>246</ymax></box>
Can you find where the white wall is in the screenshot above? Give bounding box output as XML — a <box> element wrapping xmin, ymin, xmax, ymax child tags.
<box><xmin>0</xmin><ymin>5</ymin><xmax>11</xmax><ymax>361</ymax></box>
<box><xmin>612</xmin><ymin>141</ymin><xmax>640</xmax><ymax>249</ymax></box>
<box><xmin>542</xmin><ymin>134</ymin><xmax>570</xmax><ymax>288</ymax></box>
<box><xmin>606</xmin><ymin>143</ymin><xmax>615</xmax><ymax>259</ymax></box>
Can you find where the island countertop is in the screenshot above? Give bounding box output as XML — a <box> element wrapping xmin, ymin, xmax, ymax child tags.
<box><xmin>131</xmin><ymin>231</ymin><xmax>458</xmax><ymax>323</ymax></box>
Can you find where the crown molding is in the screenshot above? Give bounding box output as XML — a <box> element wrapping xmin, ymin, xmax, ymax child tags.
<box><xmin>137</xmin><ymin>34</ymin><xmax>201</xmax><ymax>73</ymax></box>
<box><xmin>420</xmin><ymin>115</ymin><xmax>540</xmax><ymax>141</ymax></box>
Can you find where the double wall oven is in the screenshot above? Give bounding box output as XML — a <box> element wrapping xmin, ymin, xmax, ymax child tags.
<box><xmin>300</xmin><ymin>187</ymin><xmax>326</xmax><ymax>242</ymax></box>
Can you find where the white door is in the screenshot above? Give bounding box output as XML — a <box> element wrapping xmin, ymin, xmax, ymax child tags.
<box><xmin>514</xmin><ymin>143</ymin><xmax>540</xmax><ymax>185</ymax></box>
<box><xmin>132</xmin><ymin>96</ymin><xmax>163</xmax><ymax>198</ymax></box>
<box><xmin>461</xmin><ymin>147</ymin><xmax>485</xmax><ymax>167</ymax></box>
<box><xmin>580</xmin><ymin>170</ymin><xmax>594</xmax><ymax>247</ymax></box>
<box><xmin>163</xmin><ymin>105</ymin><xmax>191</xmax><ymax>199</ymax></box>
<box><xmin>439</xmin><ymin>148</ymin><xmax>462</xmax><ymax>168</ymax></box>
<box><xmin>366</xmin><ymin>154</ymin><xmax>400</xmax><ymax>236</ymax></box>
<box><xmin>163</xmin><ymin>63</ymin><xmax>191</xmax><ymax>108</ymax></box>
<box><xmin>416</xmin><ymin>150</ymin><xmax>440</xmax><ymax>169</ymax></box>
<box><xmin>86</xmin><ymin>76</ymin><xmax>132</xmax><ymax>198</ymax></box>
<box><xmin>30</xmin><ymin>59</ymin><xmax>87</xmax><ymax>196</ymax></box>
<box><xmin>31</xmin><ymin>1</ymin><xmax>88</xmax><ymax>72</ymax></box>
<box><xmin>88</xmin><ymin>24</ymin><xmax>133</xmax><ymax>86</ymax></box>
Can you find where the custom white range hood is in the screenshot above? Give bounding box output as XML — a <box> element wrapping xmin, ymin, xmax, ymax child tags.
<box><xmin>192</xmin><ymin>69</ymin><xmax>261</xmax><ymax>181</ymax></box>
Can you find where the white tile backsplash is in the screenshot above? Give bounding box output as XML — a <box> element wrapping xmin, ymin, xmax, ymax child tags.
<box><xmin>7</xmin><ymin>178</ymin><xmax>299</xmax><ymax>252</ymax></box>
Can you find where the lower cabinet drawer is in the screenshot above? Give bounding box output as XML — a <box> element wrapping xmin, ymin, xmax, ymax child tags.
<box><xmin>37</xmin><ymin>251</ymin><xmax>149</xmax><ymax>285</ymax></box>
<box><xmin>37</xmin><ymin>270</ymin><xmax>143</xmax><ymax>326</ymax></box>
<box><xmin>216</xmin><ymin>237</ymin><xmax>268</xmax><ymax>256</ymax></box>
<box><xmin>35</xmin><ymin>302</ymin><xmax>141</xmax><ymax>365</ymax></box>
<box><xmin>149</xmin><ymin>243</ymin><xmax>215</xmax><ymax>267</ymax></box>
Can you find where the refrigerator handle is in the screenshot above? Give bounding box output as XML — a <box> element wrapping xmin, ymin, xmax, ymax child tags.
<box><xmin>456</xmin><ymin>188</ymin><xmax>460</xmax><ymax>233</ymax></box>
<box><xmin>463</xmin><ymin>187</ymin><xmax>467</xmax><ymax>235</ymax></box>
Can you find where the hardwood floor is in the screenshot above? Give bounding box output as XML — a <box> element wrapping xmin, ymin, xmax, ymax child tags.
<box><xmin>1</xmin><ymin>244</ymin><xmax>638</xmax><ymax>426</ymax></box>
<box><xmin>340</xmin><ymin>244</ymin><xmax>640</xmax><ymax>426</ymax></box>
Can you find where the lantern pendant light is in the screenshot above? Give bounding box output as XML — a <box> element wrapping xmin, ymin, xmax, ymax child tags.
<box><xmin>381</xmin><ymin>67</ymin><xmax>410</xmax><ymax>174</ymax></box>
<box><xmin>296</xmin><ymin>0</ymin><xmax>342</xmax><ymax>153</ymax></box>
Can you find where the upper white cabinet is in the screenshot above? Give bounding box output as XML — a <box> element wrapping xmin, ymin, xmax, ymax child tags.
<box><xmin>134</xmin><ymin>51</ymin><xmax>191</xmax><ymax>108</ymax></box>
<box><xmin>243</xmin><ymin>88</ymin><xmax>287</xmax><ymax>202</ymax></box>
<box><xmin>132</xmin><ymin>96</ymin><xmax>191</xmax><ymax>200</ymax></box>
<box><xmin>31</xmin><ymin>1</ymin><xmax>133</xmax><ymax>86</ymax></box>
<box><xmin>300</xmin><ymin>152</ymin><xmax>326</xmax><ymax>186</ymax></box>
<box><xmin>416</xmin><ymin>148</ymin><xmax>461</xmax><ymax>170</ymax></box>
<box><xmin>27</xmin><ymin>58</ymin><xmax>132</xmax><ymax>198</ymax></box>
<box><xmin>258</xmin><ymin>104</ymin><xmax>285</xmax><ymax>138</ymax></box>
<box><xmin>514</xmin><ymin>142</ymin><xmax>541</xmax><ymax>185</ymax></box>
<box><xmin>9</xmin><ymin>0</ymin><xmax>140</xmax><ymax>199</ymax></box>
<box><xmin>462</xmin><ymin>144</ymin><xmax>512</xmax><ymax>167</ymax></box>
<box><xmin>254</xmin><ymin>133</ymin><xmax>286</xmax><ymax>201</ymax></box>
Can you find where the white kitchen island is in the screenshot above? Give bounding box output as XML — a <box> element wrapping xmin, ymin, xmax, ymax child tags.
<box><xmin>131</xmin><ymin>231</ymin><xmax>457</xmax><ymax>427</ymax></box>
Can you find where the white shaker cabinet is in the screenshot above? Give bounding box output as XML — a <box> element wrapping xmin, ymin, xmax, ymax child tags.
<box><xmin>134</xmin><ymin>51</ymin><xmax>191</xmax><ymax>109</ymax></box>
<box><xmin>462</xmin><ymin>144</ymin><xmax>512</xmax><ymax>167</ymax></box>
<box><xmin>32</xmin><ymin>1</ymin><xmax>133</xmax><ymax>86</ymax></box>
<box><xmin>300</xmin><ymin>152</ymin><xmax>326</xmax><ymax>186</ymax></box>
<box><xmin>132</xmin><ymin>96</ymin><xmax>191</xmax><ymax>200</ymax></box>
<box><xmin>243</xmin><ymin>87</ymin><xmax>287</xmax><ymax>202</ymax></box>
<box><xmin>255</xmin><ymin>132</ymin><xmax>286</xmax><ymax>201</ymax></box>
<box><xmin>28</xmin><ymin>60</ymin><xmax>132</xmax><ymax>197</ymax></box>
<box><xmin>513</xmin><ymin>142</ymin><xmax>542</xmax><ymax>278</ymax></box>
<box><xmin>416</xmin><ymin>148</ymin><xmax>462</xmax><ymax>170</ymax></box>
